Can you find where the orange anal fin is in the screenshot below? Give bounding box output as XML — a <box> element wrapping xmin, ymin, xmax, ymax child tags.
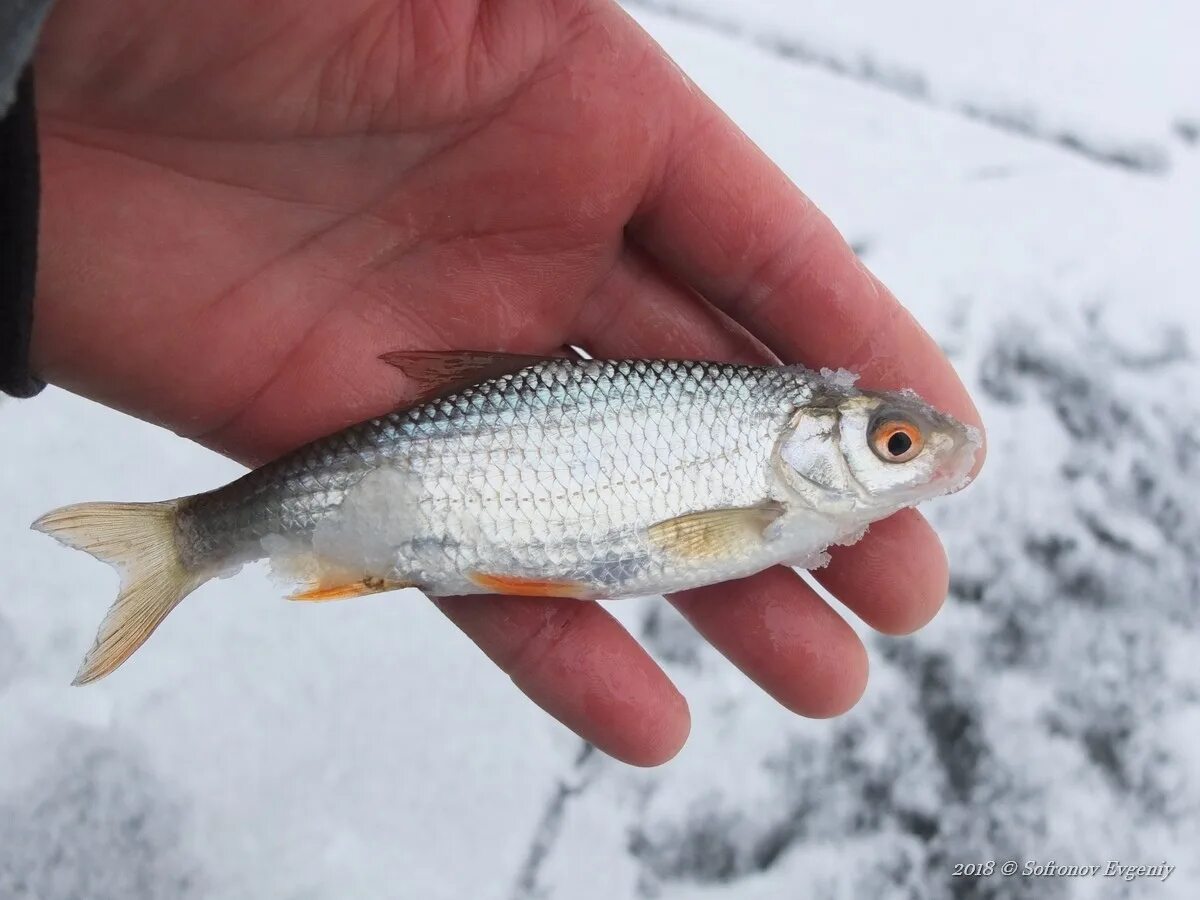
<box><xmin>468</xmin><ymin>572</ymin><xmax>593</xmax><ymax>599</ymax></box>
<box><xmin>290</xmin><ymin>577</ymin><xmax>414</xmax><ymax>603</ymax></box>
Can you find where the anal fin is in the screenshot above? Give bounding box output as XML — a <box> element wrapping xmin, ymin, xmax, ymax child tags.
<box><xmin>290</xmin><ymin>576</ymin><xmax>415</xmax><ymax>603</ymax></box>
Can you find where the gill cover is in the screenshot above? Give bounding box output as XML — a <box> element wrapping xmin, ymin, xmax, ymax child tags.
<box><xmin>774</xmin><ymin>407</ymin><xmax>856</xmax><ymax>504</ymax></box>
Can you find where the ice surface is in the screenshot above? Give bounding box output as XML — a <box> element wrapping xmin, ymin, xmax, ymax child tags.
<box><xmin>627</xmin><ymin>0</ymin><xmax>1200</xmax><ymax>173</ymax></box>
<box><xmin>2</xmin><ymin>396</ymin><xmax>571</xmax><ymax>900</ymax></box>
<box><xmin>4</xmin><ymin>1</ymin><xmax>1199</xmax><ymax>898</ymax></box>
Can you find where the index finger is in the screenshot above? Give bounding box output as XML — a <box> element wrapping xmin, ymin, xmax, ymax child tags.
<box><xmin>627</xmin><ymin>58</ymin><xmax>984</xmax><ymax>451</ymax></box>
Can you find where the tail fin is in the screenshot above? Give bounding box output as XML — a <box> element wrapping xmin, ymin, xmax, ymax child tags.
<box><xmin>32</xmin><ymin>500</ymin><xmax>204</xmax><ymax>685</ymax></box>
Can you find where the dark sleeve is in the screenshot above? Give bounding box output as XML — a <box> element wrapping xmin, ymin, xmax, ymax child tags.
<box><xmin>0</xmin><ymin>0</ymin><xmax>56</xmax><ymax>397</ymax></box>
<box><xmin>0</xmin><ymin>64</ymin><xmax>43</xmax><ymax>397</ymax></box>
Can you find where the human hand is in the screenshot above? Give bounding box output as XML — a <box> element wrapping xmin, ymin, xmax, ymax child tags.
<box><xmin>32</xmin><ymin>0</ymin><xmax>984</xmax><ymax>764</ymax></box>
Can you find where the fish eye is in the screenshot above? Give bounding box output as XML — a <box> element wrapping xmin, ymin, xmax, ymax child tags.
<box><xmin>869</xmin><ymin>418</ymin><xmax>924</xmax><ymax>463</ymax></box>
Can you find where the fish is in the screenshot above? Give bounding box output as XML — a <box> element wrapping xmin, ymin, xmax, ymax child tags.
<box><xmin>32</xmin><ymin>350</ymin><xmax>981</xmax><ymax>685</ymax></box>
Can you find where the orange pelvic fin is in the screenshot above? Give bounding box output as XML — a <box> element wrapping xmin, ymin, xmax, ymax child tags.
<box><xmin>468</xmin><ymin>572</ymin><xmax>593</xmax><ymax>599</ymax></box>
<box><xmin>290</xmin><ymin>576</ymin><xmax>414</xmax><ymax>603</ymax></box>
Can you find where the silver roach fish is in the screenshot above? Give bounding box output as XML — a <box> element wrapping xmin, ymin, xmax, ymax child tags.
<box><xmin>33</xmin><ymin>351</ymin><xmax>981</xmax><ymax>684</ymax></box>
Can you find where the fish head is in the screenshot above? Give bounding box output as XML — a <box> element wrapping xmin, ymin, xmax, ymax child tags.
<box><xmin>775</xmin><ymin>387</ymin><xmax>980</xmax><ymax>515</ymax></box>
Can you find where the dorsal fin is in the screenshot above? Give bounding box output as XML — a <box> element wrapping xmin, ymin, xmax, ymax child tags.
<box><xmin>379</xmin><ymin>349</ymin><xmax>555</xmax><ymax>405</ymax></box>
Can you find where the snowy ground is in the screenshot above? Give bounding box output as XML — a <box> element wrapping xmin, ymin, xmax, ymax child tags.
<box><xmin>3</xmin><ymin>2</ymin><xmax>1199</xmax><ymax>898</ymax></box>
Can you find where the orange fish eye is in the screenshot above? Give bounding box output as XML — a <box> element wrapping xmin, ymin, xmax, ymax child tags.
<box><xmin>870</xmin><ymin>419</ymin><xmax>924</xmax><ymax>463</ymax></box>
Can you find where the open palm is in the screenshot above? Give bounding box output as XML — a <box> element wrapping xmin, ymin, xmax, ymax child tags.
<box><xmin>32</xmin><ymin>0</ymin><xmax>982</xmax><ymax>764</ymax></box>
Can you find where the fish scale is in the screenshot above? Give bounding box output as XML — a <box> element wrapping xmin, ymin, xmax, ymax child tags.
<box><xmin>371</xmin><ymin>361</ymin><xmax>794</xmax><ymax>595</ymax></box>
<box><xmin>33</xmin><ymin>351</ymin><xmax>979</xmax><ymax>683</ymax></box>
<box><xmin>178</xmin><ymin>359</ymin><xmax>803</xmax><ymax>593</ymax></box>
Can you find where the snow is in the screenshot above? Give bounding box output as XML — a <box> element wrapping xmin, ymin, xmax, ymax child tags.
<box><xmin>3</xmin><ymin>2</ymin><xmax>1199</xmax><ymax>898</ymax></box>
<box><xmin>628</xmin><ymin>0</ymin><xmax>1200</xmax><ymax>173</ymax></box>
<box><xmin>1</xmin><ymin>397</ymin><xmax>569</xmax><ymax>898</ymax></box>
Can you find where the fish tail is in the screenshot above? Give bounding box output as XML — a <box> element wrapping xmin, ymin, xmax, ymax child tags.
<box><xmin>32</xmin><ymin>500</ymin><xmax>204</xmax><ymax>685</ymax></box>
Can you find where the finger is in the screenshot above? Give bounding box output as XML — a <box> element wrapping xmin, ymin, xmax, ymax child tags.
<box><xmin>571</xmin><ymin>246</ymin><xmax>772</xmax><ymax>364</ymax></box>
<box><xmin>672</xmin><ymin>567</ymin><xmax>868</xmax><ymax>717</ymax></box>
<box><xmin>627</xmin><ymin>61</ymin><xmax>984</xmax><ymax>471</ymax></box>
<box><xmin>434</xmin><ymin>594</ymin><xmax>690</xmax><ymax>766</ymax></box>
<box><xmin>814</xmin><ymin>508</ymin><xmax>949</xmax><ymax>635</ymax></box>
<box><xmin>582</xmin><ymin>249</ymin><xmax>948</xmax><ymax>638</ymax></box>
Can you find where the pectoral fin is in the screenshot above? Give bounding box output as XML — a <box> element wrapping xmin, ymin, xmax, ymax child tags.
<box><xmin>647</xmin><ymin>503</ymin><xmax>785</xmax><ymax>560</ymax></box>
<box><xmin>379</xmin><ymin>350</ymin><xmax>554</xmax><ymax>405</ymax></box>
<box><xmin>289</xmin><ymin>576</ymin><xmax>415</xmax><ymax>602</ymax></box>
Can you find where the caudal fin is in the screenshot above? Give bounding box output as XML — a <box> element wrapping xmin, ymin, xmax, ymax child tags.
<box><xmin>32</xmin><ymin>500</ymin><xmax>204</xmax><ymax>685</ymax></box>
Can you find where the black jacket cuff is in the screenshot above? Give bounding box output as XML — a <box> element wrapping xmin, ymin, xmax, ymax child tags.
<box><xmin>0</xmin><ymin>64</ymin><xmax>44</xmax><ymax>398</ymax></box>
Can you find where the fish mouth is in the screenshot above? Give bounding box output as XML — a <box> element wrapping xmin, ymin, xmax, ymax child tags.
<box><xmin>929</xmin><ymin>423</ymin><xmax>983</xmax><ymax>496</ymax></box>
